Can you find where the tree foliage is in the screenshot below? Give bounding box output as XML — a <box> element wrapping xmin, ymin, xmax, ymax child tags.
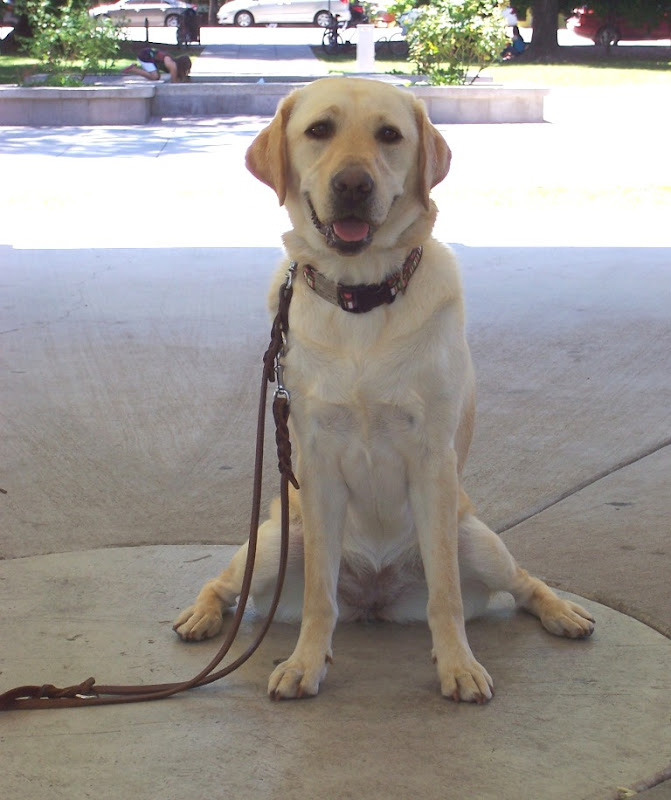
<box><xmin>15</xmin><ymin>0</ymin><xmax>125</xmax><ymax>82</ymax></box>
<box><xmin>397</xmin><ymin>0</ymin><xmax>510</xmax><ymax>85</ymax></box>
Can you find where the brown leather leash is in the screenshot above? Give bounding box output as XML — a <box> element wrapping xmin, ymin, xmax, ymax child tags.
<box><xmin>0</xmin><ymin>265</ymin><xmax>299</xmax><ymax>712</ymax></box>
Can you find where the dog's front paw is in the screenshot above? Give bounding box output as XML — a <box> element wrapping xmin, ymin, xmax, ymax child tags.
<box><xmin>268</xmin><ymin>651</ymin><xmax>332</xmax><ymax>700</ymax></box>
<box><xmin>173</xmin><ymin>603</ymin><xmax>225</xmax><ymax>641</ymax></box>
<box><xmin>539</xmin><ymin>597</ymin><xmax>595</xmax><ymax>639</ymax></box>
<box><xmin>434</xmin><ymin>652</ymin><xmax>494</xmax><ymax>704</ymax></box>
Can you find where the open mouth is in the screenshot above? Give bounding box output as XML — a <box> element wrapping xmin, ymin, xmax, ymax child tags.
<box><xmin>307</xmin><ymin>196</ymin><xmax>373</xmax><ymax>254</ymax></box>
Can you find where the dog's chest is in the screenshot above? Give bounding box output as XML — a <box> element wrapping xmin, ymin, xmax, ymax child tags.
<box><xmin>287</xmin><ymin>330</ymin><xmax>434</xmax><ymax>526</ymax></box>
<box><xmin>292</xmin><ymin>350</ymin><xmax>427</xmax><ymax>448</ymax></box>
<box><xmin>285</xmin><ymin>308</ymin><xmax>448</xmax><ymax>456</ymax></box>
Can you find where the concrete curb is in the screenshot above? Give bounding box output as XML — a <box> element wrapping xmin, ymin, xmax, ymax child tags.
<box><xmin>0</xmin><ymin>81</ymin><xmax>549</xmax><ymax>126</ymax></box>
<box><xmin>412</xmin><ymin>84</ymin><xmax>549</xmax><ymax>124</ymax></box>
<box><xmin>152</xmin><ymin>80</ymin><xmax>310</xmax><ymax>117</ymax></box>
<box><xmin>0</xmin><ymin>84</ymin><xmax>156</xmax><ymax>126</ymax></box>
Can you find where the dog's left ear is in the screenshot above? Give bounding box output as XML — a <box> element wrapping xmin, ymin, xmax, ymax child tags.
<box><xmin>414</xmin><ymin>102</ymin><xmax>451</xmax><ymax>210</ymax></box>
<box><xmin>245</xmin><ymin>93</ymin><xmax>296</xmax><ymax>206</ymax></box>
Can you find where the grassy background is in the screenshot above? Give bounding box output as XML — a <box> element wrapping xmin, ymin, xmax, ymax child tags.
<box><xmin>489</xmin><ymin>59</ymin><xmax>671</xmax><ymax>86</ymax></box>
<box><xmin>311</xmin><ymin>43</ymin><xmax>671</xmax><ymax>87</ymax></box>
<box><xmin>1</xmin><ymin>34</ymin><xmax>669</xmax><ymax>86</ymax></box>
<box><xmin>0</xmin><ymin>41</ymin><xmax>199</xmax><ymax>83</ymax></box>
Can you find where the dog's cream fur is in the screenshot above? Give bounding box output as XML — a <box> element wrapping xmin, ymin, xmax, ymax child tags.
<box><xmin>174</xmin><ymin>78</ymin><xmax>594</xmax><ymax>702</ymax></box>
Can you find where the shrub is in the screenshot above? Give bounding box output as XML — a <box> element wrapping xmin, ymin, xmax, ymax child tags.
<box><xmin>398</xmin><ymin>0</ymin><xmax>510</xmax><ymax>85</ymax></box>
<box><xmin>18</xmin><ymin>0</ymin><xmax>125</xmax><ymax>84</ymax></box>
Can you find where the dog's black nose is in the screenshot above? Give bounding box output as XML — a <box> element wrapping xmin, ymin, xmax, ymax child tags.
<box><xmin>331</xmin><ymin>167</ymin><xmax>374</xmax><ymax>205</ymax></box>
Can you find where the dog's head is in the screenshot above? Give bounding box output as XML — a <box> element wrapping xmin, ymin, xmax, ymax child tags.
<box><xmin>246</xmin><ymin>78</ymin><xmax>451</xmax><ymax>256</ymax></box>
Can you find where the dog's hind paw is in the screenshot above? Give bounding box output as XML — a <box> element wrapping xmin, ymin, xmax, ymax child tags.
<box><xmin>539</xmin><ymin>597</ymin><xmax>595</xmax><ymax>639</ymax></box>
<box><xmin>173</xmin><ymin>604</ymin><xmax>224</xmax><ymax>641</ymax></box>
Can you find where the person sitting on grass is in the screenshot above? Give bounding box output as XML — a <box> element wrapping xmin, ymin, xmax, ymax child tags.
<box><xmin>123</xmin><ymin>47</ymin><xmax>191</xmax><ymax>82</ymax></box>
<box><xmin>502</xmin><ymin>25</ymin><xmax>526</xmax><ymax>59</ymax></box>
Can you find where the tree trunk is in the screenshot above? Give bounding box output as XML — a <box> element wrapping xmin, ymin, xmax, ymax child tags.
<box><xmin>525</xmin><ymin>0</ymin><xmax>560</xmax><ymax>60</ymax></box>
<box><xmin>209</xmin><ymin>0</ymin><xmax>217</xmax><ymax>26</ymax></box>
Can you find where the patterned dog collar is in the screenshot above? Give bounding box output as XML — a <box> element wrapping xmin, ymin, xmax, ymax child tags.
<box><xmin>302</xmin><ymin>247</ymin><xmax>423</xmax><ymax>314</ymax></box>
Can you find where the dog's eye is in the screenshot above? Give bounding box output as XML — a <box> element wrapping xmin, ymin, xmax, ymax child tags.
<box><xmin>306</xmin><ymin>121</ymin><xmax>332</xmax><ymax>139</ymax></box>
<box><xmin>377</xmin><ymin>126</ymin><xmax>402</xmax><ymax>143</ymax></box>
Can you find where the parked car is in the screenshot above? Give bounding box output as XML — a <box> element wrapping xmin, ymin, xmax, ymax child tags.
<box><xmin>567</xmin><ymin>6</ymin><xmax>671</xmax><ymax>45</ymax></box>
<box><xmin>89</xmin><ymin>0</ymin><xmax>197</xmax><ymax>27</ymax></box>
<box><xmin>216</xmin><ymin>0</ymin><xmax>351</xmax><ymax>27</ymax></box>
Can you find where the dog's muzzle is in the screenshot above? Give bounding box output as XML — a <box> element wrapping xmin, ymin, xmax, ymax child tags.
<box><xmin>307</xmin><ymin>167</ymin><xmax>376</xmax><ymax>254</ymax></box>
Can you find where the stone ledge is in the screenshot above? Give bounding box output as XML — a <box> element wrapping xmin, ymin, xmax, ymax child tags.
<box><xmin>0</xmin><ymin>84</ymin><xmax>156</xmax><ymax>126</ymax></box>
<box><xmin>153</xmin><ymin>80</ymin><xmax>547</xmax><ymax>123</ymax></box>
<box><xmin>0</xmin><ymin>81</ymin><xmax>549</xmax><ymax>126</ymax></box>
<box><xmin>152</xmin><ymin>81</ymin><xmax>309</xmax><ymax>117</ymax></box>
<box><xmin>412</xmin><ymin>84</ymin><xmax>548</xmax><ymax>124</ymax></box>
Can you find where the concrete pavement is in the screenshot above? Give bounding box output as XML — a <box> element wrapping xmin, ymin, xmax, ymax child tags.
<box><xmin>192</xmin><ymin>27</ymin><xmax>330</xmax><ymax>77</ymax></box>
<box><xmin>1</xmin><ymin>52</ymin><xmax>671</xmax><ymax>800</ymax></box>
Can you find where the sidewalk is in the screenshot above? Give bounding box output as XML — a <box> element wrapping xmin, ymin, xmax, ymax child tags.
<box><xmin>120</xmin><ymin>25</ymin><xmax>332</xmax><ymax>78</ymax></box>
<box><xmin>190</xmin><ymin>40</ymin><xmax>330</xmax><ymax>78</ymax></box>
<box><xmin>1</xmin><ymin>58</ymin><xmax>670</xmax><ymax>800</ymax></box>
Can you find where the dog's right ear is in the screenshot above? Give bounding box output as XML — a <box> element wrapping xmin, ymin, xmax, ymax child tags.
<box><xmin>245</xmin><ymin>94</ymin><xmax>296</xmax><ymax>206</ymax></box>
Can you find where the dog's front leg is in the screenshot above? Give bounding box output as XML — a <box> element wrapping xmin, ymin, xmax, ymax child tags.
<box><xmin>411</xmin><ymin>447</ymin><xmax>494</xmax><ymax>703</ymax></box>
<box><xmin>268</xmin><ymin>467</ymin><xmax>346</xmax><ymax>700</ymax></box>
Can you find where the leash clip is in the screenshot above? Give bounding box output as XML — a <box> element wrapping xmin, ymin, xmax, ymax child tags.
<box><xmin>273</xmin><ymin>357</ymin><xmax>290</xmax><ymax>403</ymax></box>
<box><xmin>284</xmin><ymin>261</ymin><xmax>296</xmax><ymax>291</ymax></box>
<box><xmin>273</xmin><ymin>262</ymin><xmax>296</xmax><ymax>403</ymax></box>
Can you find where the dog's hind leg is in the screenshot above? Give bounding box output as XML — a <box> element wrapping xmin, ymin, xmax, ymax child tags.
<box><xmin>173</xmin><ymin>497</ymin><xmax>305</xmax><ymax>641</ymax></box>
<box><xmin>458</xmin><ymin>508</ymin><xmax>595</xmax><ymax>638</ymax></box>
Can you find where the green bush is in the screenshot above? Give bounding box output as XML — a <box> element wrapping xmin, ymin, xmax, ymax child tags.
<box><xmin>398</xmin><ymin>0</ymin><xmax>509</xmax><ymax>85</ymax></box>
<box><xmin>18</xmin><ymin>0</ymin><xmax>125</xmax><ymax>83</ymax></box>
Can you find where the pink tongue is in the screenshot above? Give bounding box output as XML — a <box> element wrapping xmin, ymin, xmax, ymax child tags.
<box><xmin>332</xmin><ymin>217</ymin><xmax>370</xmax><ymax>242</ymax></box>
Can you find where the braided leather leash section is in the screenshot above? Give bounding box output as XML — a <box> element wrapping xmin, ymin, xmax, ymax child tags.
<box><xmin>0</xmin><ymin>266</ymin><xmax>298</xmax><ymax>712</ymax></box>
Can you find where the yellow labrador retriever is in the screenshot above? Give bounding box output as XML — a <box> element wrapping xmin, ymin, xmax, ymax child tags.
<box><xmin>174</xmin><ymin>77</ymin><xmax>594</xmax><ymax>702</ymax></box>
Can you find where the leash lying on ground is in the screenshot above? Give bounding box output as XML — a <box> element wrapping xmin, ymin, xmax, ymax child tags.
<box><xmin>0</xmin><ymin>266</ymin><xmax>299</xmax><ymax>712</ymax></box>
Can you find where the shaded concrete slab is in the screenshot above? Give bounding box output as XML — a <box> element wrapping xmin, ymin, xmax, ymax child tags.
<box><xmin>0</xmin><ymin>246</ymin><xmax>280</xmax><ymax>559</ymax></box>
<box><xmin>1</xmin><ymin>545</ymin><xmax>670</xmax><ymax>800</ymax></box>
<box><xmin>638</xmin><ymin>784</ymin><xmax>671</xmax><ymax>800</ymax></box>
<box><xmin>2</xmin><ymin>245</ymin><xmax>669</xmax><ymax>565</ymax></box>
<box><xmin>452</xmin><ymin>244</ymin><xmax>671</xmax><ymax>534</ymax></box>
<box><xmin>501</xmin><ymin>445</ymin><xmax>671</xmax><ymax>638</ymax></box>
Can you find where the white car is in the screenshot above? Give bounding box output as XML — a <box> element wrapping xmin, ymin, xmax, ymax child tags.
<box><xmin>217</xmin><ymin>0</ymin><xmax>351</xmax><ymax>27</ymax></box>
<box><xmin>89</xmin><ymin>0</ymin><xmax>195</xmax><ymax>27</ymax></box>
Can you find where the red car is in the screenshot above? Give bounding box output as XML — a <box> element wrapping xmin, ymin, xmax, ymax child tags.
<box><xmin>567</xmin><ymin>6</ymin><xmax>671</xmax><ymax>45</ymax></box>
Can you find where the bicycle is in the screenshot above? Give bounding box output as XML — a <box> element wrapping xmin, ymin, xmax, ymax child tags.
<box><xmin>321</xmin><ymin>15</ymin><xmax>355</xmax><ymax>56</ymax></box>
<box><xmin>376</xmin><ymin>29</ymin><xmax>409</xmax><ymax>57</ymax></box>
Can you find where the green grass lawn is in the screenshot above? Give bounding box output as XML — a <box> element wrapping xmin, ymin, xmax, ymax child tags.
<box><xmin>3</xmin><ymin>37</ymin><xmax>670</xmax><ymax>86</ymax></box>
<box><xmin>0</xmin><ymin>55</ymin><xmax>39</xmax><ymax>84</ymax></box>
<box><xmin>0</xmin><ymin>42</ymin><xmax>199</xmax><ymax>84</ymax></box>
<box><xmin>312</xmin><ymin>43</ymin><xmax>671</xmax><ymax>87</ymax></box>
<box><xmin>488</xmin><ymin>59</ymin><xmax>671</xmax><ymax>87</ymax></box>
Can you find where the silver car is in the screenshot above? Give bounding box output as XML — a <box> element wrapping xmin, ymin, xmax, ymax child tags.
<box><xmin>217</xmin><ymin>0</ymin><xmax>351</xmax><ymax>28</ymax></box>
<box><xmin>89</xmin><ymin>0</ymin><xmax>196</xmax><ymax>27</ymax></box>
